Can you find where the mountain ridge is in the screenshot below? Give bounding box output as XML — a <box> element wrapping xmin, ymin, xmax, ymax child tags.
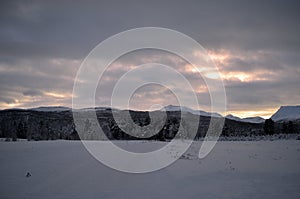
<box><xmin>2</xmin><ymin>105</ymin><xmax>300</xmax><ymax>123</ymax></box>
<box><xmin>271</xmin><ymin>105</ymin><xmax>300</xmax><ymax>122</ymax></box>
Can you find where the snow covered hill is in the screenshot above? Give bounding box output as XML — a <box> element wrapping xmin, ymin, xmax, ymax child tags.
<box><xmin>3</xmin><ymin>105</ymin><xmax>300</xmax><ymax>124</ymax></box>
<box><xmin>242</xmin><ymin>116</ymin><xmax>265</xmax><ymax>123</ymax></box>
<box><xmin>25</xmin><ymin>106</ymin><xmax>119</xmax><ymax>113</ymax></box>
<box><xmin>226</xmin><ymin>114</ymin><xmax>265</xmax><ymax>124</ymax></box>
<box><xmin>226</xmin><ymin>114</ymin><xmax>242</xmax><ymax>121</ymax></box>
<box><xmin>30</xmin><ymin>106</ymin><xmax>71</xmax><ymax>112</ymax></box>
<box><xmin>162</xmin><ymin>105</ymin><xmax>222</xmax><ymax>118</ymax></box>
<box><xmin>271</xmin><ymin>106</ymin><xmax>300</xmax><ymax>122</ymax></box>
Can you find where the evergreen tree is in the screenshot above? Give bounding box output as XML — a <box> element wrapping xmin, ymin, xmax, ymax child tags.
<box><xmin>84</xmin><ymin>119</ymin><xmax>91</xmax><ymax>133</ymax></box>
<box><xmin>38</xmin><ymin>121</ymin><xmax>49</xmax><ymax>140</ymax></box>
<box><xmin>288</xmin><ymin>121</ymin><xmax>294</xmax><ymax>134</ymax></box>
<box><xmin>264</xmin><ymin>119</ymin><xmax>275</xmax><ymax>135</ymax></box>
<box><xmin>282</xmin><ymin>122</ymin><xmax>288</xmax><ymax>134</ymax></box>
<box><xmin>12</xmin><ymin>121</ymin><xmax>17</xmax><ymax>141</ymax></box>
<box><xmin>222</xmin><ymin>124</ymin><xmax>230</xmax><ymax>137</ymax></box>
<box><xmin>17</xmin><ymin>122</ymin><xmax>27</xmax><ymax>139</ymax></box>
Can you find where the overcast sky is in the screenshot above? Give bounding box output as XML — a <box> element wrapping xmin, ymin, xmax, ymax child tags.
<box><xmin>0</xmin><ymin>0</ymin><xmax>299</xmax><ymax>118</ymax></box>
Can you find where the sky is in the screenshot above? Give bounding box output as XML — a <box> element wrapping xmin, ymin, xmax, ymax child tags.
<box><xmin>0</xmin><ymin>0</ymin><xmax>299</xmax><ymax>118</ymax></box>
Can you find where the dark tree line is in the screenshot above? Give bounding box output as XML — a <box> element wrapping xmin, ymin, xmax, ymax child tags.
<box><xmin>0</xmin><ymin>109</ymin><xmax>298</xmax><ymax>141</ymax></box>
<box><xmin>282</xmin><ymin>121</ymin><xmax>295</xmax><ymax>134</ymax></box>
<box><xmin>263</xmin><ymin>119</ymin><xmax>295</xmax><ymax>135</ymax></box>
<box><xmin>264</xmin><ymin>119</ymin><xmax>275</xmax><ymax>135</ymax></box>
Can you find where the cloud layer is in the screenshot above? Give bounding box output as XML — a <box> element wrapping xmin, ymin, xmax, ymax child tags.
<box><xmin>0</xmin><ymin>0</ymin><xmax>299</xmax><ymax>118</ymax></box>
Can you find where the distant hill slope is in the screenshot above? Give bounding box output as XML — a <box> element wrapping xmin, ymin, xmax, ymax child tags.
<box><xmin>226</xmin><ymin>114</ymin><xmax>265</xmax><ymax>124</ymax></box>
<box><xmin>162</xmin><ymin>105</ymin><xmax>222</xmax><ymax>118</ymax></box>
<box><xmin>0</xmin><ymin>107</ymin><xmax>265</xmax><ymax>140</ymax></box>
<box><xmin>271</xmin><ymin>106</ymin><xmax>300</xmax><ymax>122</ymax></box>
<box><xmin>30</xmin><ymin>106</ymin><xmax>71</xmax><ymax>112</ymax></box>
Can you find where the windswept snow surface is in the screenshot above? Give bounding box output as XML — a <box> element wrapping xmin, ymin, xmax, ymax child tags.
<box><xmin>0</xmin><ymin>140</ymin><xmax>300</xmax><ymax>199</ymax></box>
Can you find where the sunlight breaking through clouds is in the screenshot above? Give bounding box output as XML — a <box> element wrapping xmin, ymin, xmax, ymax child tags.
<box><xmin>0</xmin><ymin>0</ymin><xmax>299</xmax><ymax>118</ymax></box>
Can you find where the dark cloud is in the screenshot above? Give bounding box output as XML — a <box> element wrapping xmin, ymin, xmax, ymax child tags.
<box><xmin>0</xmin><ymin>96</ymin><xmax>17</xmax><ymax>104</ymax></box>
<box><xmin>1</xmin><ymin>0</ymin><xmax>299</xmax><ymax>59</ymax></box>
<box><xmin>23</xmin><ymin>89</ymin><xmax>44</xmax><ymax>97</ymax></box>
<box><xmin>0</xmin><ymin>0</ymin><xmax>299</xmax><ymax>117</ymax></box>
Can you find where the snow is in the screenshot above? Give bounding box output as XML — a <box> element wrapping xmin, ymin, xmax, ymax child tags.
<box><xmin>226</xmin><ymin>114</ymin><xmax>265</xmax><ymax>123</ymax></box>
<box><xmin>20</xmin><ymin>106</ymin><xmax>119</xmax><ymax>113</ymax></box>
<box><xmin>162</xmin><ymin>105</ymin><xmax>222</xmax><ymax>118</ymax></box>
<box><xmin>271</xmin><ymin>106</ymin><xmax>300</xmax><ymax>122</ymax></box>
<box><xmin>225</xmin><ymin>114</ymin><xmax>242</xmax><ymax>121</ymax></box>
<box><xmin>30</xmin><ymin>106</ymin><xmax>71</xmax><ymax>112</ymax></box>
<box><xmin>242</xmin><ymin>116</ymin><xmax>265</xmax><ymax>123</ymax></box>
<box><xmin>75</xmin><ymin>107</ymin><xmax>110</xmax><ymax>112</ymax></box>
<box><xmin>162</xmin><ymin>106</ymin><xmax>264</xmax><ymax>123</ymax></box>
<box><xmin>1</xmin><ymin>108</ymin><xmax>24</xmax><ymax>111</ymax></box>
<box><xmin>1</xmin><ymin>140</ymin><xmax>300</xmax><ymax>199</ymax></box>
<box><xmin>3</xmin><ymin>105</ymin><xmax>299</xmax><ymax>124</ymax></box>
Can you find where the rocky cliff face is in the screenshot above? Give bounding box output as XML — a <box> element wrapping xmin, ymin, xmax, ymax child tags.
<box><xmin>0</xmin><ymin>108</ymin><xmax>289</xmax><ymax>141</ymax></box>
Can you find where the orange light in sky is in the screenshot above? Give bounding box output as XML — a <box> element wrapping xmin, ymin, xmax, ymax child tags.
<box><xmin>207</xmin><ymin>49</ymin><xmax>231</xmax><ymax>65</ymax></box>
<box><xmin>2</xmin><ymin>102</ymin><xmax>22</xmax><ymax>108</ymax></box>
<box><xmin>45</xmin><ymin>92</ymin><xmax>72</xmax><ymax>98</ymax></box>
<box><xmin>229</xmin><ymin>108</ymin><xmax>278</xmax><ymax>119</ymax></box>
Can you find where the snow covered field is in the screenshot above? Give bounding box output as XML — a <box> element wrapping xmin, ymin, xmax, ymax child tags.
<box><xmin>1</xmin><ymin>140</ymin><xmax>300</xmax><ymax>199</ymax></box>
